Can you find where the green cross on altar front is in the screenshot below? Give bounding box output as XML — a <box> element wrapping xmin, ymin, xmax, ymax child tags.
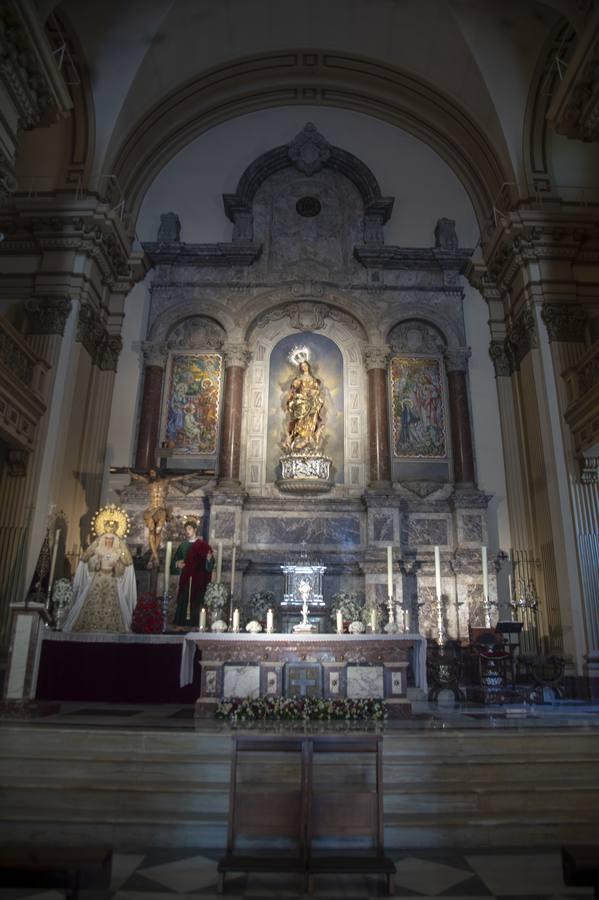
<box><xmin>285</xmin><ymin>663</ymin><xmax>322</xmax><ymax>698</ymax></box>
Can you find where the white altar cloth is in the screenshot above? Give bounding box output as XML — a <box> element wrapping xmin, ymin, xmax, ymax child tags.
<box><xmin>179</xmin><ymin>632</ymin><xmax>427</xmax><ymax>692</ymax></box>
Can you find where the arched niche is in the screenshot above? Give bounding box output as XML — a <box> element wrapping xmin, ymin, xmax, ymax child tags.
<box><xmin>242</xmin><ymin>306</ymin><xmax>367</xmax><ymax>496</ymax></box>
<box><xmin>387</xmin><ymin>319</ymin><xmax>451</xmax><ymax>485</ymax></box>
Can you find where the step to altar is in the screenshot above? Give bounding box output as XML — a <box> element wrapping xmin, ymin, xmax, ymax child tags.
<box><xmin>1</xmin><ymin>722</ymin><xmax>599</xmax><ymax>850</ymax></box>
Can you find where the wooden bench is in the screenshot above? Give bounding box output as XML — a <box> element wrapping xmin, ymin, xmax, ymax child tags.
<box><xmin>562</xmin><ymin>846</ymin><xmax>599</xmax><ymax>899</ymax></box>
<box><xmin>0</xmin><ymin>846</ymin><xmax>113</xmax><ymax>899</ymax></box>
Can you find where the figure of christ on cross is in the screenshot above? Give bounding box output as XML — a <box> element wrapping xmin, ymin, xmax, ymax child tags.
<box><xmin>129</xmin><ymin>467</ymin><xmax>189</xmax><ymax>567</ymax></box>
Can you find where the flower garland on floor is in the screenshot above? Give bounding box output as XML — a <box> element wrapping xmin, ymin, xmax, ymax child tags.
<box><xmin>215</xmin><ymin>695</ymin><xmax>387</xmax><ymax>722</ymax></box>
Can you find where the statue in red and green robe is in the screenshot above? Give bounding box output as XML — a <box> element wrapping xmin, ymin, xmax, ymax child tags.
<box><xmin>172</xmin><ymin>520</ymin><xmax>214</xmax><ymax>627</ymax></box>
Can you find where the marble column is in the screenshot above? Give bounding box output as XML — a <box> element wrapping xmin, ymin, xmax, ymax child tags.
<box><xmin>135</xmin><ymin>343</ymin><xmax>168</xmax><ymax>471</ymax></box>
<box><xmin>218</xmin><ymin>343</ymin><xmax>251</xmax><ymax>489</ymax></box>
<box><xmin>444</xmin><ymin>348</ymin><xmax>476</xmax><ymax>486</ymax></box>
<box><xmin>364</xmin><ymin>346</ymin><xmax>391</xmax><ymax>488</ymax></box>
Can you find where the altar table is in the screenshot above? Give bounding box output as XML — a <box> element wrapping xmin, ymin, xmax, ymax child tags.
<box><xmin>180</xmin><ymin>632</ymin><xmax>427</xmax><ymax>716</ymax></box>
<box><xmin>34</xmin><ymin>631</ymin><xmax>201</xmax><ymax>704</ymax></box>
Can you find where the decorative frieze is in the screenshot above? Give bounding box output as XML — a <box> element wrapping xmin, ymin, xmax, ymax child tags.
<box><xmin>541</xmin><ymin>303</ymin><xmax>587</xmax><ymax>343</ymax></box>
<box><xmin>24</xmin><ymin>296</ymin><xmax>72</xmax><ymax>336</ymax></box>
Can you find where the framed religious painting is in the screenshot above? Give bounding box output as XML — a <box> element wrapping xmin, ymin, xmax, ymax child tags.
<box><xmin>162</xmin><ymin>353</ymin><xmax>223</xmax><ymax>456</ymax></box>
<box><xmin>389</xmin><ymin>355</ymin><xmax>448</xmax><ymax>459</ymax></box>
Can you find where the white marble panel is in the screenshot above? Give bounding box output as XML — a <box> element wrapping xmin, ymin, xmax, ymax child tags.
<box><xmin>346</xmin><ymin>665</ymin><xmax>384</xmax><ymax>699</ymax></box>
<box><xmin>6</xmin><ymin>614</ymin><xmax>33</xmax><ymax>699</ymax></box>
<box><xmin>223</xmin><ymin>664</ymin><xmax>260</xmax><ymax>698</ymax></box>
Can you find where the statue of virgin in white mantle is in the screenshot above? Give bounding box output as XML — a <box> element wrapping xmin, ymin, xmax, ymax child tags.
<box><xmin>62</xmin><ymin>506</ymin><xmax>137</xmax><ymax>633</ymax></box>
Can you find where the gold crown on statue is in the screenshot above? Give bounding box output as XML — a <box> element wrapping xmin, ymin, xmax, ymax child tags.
<box><xmin>92</xmin><ymin>505</ymin><xmax>131</xmax><ymax>538</ymax></box>
<box><xmin>182</xmin><ymin>515</ymin><xmax>199</xmax><ymax>530</ymax></box>
<box><xmin>288</xmin><ymin>345</ymin><xmax>311</xmax><ymax>367</ymax></box>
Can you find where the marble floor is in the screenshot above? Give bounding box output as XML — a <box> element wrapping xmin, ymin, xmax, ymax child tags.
<box><xmin>0</xmin><ymin>848</ymin><xmax>595</xmax><ymax>900</ymax></box>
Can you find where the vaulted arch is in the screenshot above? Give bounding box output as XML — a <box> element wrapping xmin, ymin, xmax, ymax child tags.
<box><xmin>106</xmin><ymin>50</ymin><xmax>515</xmax><ymax>235</ymax></box>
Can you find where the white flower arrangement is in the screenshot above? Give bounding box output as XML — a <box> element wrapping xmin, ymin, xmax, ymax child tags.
<box><xmin>246</xmin><ymin>620</ymin><xmax>263</xmax><ymax>633</ymax></box>
<box><xmin>211</xmin><ymin>619</ymin><xmax>228</xmax><ymax>632</ymax></box>
<box><xmin>329</xmin><ymin>591</ymin><xmax>364</xmax><ymax>624</ymax></box>
<box><xmin>204</xmin><ymin>582</ymin><xmax>229</xmax><ymax>617</ymax></box>
<box><xmin>349</xmin><ymin>620</ymin><xmax>366</xmax><ymax>634</ymax></box>
<box><xmin>51</xmin><ymin>578</ymin><xmax>73</xmax><ymax>609</ymax></box>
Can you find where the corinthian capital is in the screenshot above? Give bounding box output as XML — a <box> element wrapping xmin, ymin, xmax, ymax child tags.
<box><xmin>25</xmin><ymin>296</ymin><xmax>72</xmax><ymax>336</ymax></box>
<box><xmin>444</xmin><ymin>347</ymin><xmax>471</xmax><ymax>373</ymax></box>
<box><xmin>141</xmin><ymin>341</ymin><xmax>169</xmax><ymax>368</ymax></box>
<box><xmin>541</xmin><ymin>303</ymin><xmax>587</xmax><ymax>343</ymax></box>
<box><xmin>363</xmin><ymin>345</ymin><xmax>390</xmax><ymax>371</ymax></box>
<box><xmin>223</xmin><ymin>342</ymin><xmax>252</xmax><ymax>368</ymax></box>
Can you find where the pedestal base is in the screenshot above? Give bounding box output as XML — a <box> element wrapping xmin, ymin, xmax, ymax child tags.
<box><xmin>277</xmin><ymin>454</ymin><xmax>333</xmax><ymax>494</ymax></box>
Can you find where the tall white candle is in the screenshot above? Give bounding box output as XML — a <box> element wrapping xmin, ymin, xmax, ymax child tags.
<box><xmin>230</xmin><ymin>544</ymin><xmax>236</xmax><ymax>594</ymax></box>
<box><xmin>164</xmin><ymin>541</ymin><xmax>172</xmax><ymax>580</ymax></box>
<box><xmin>216</xmin><ymin>541</ymin><xmax>223</xmax><ymax>582</ymax></box>
<box><xmin>370</xmin><ymin>608</ymin><xmax>377</xmax><ymax>633</ymax></box>
<box><xmin>482</xmin><ymin>545</ymin><xmax>489</xmax><ymax>601</ymax></box>
<box><xmin>267</xmin><ymin>608</ymin><xmax>274</xmax><ymax>633</ymax></box>
<box><xmin>434</xmin><ymin>545</ymin><xmax>442</xmax><ymax>600</ymax></box>
<box><xmin>387</xmin><ymin>545</ymin><xmax>393</xmax><ymax>598</ymax></box>
<box><xmin>336</xmin><ymin>610</ymin><xmax>343</xmax><ymax>634</ymax></box>
<box><xmin>233</xmin><ymin>608</ymin><xmax>240</xmax><ymax>632</ymax></box>
<box><xmin>199</xmin><ymin>607</ymin><xmax>206</xmax><ymax>631</ymax></box>
<box><xmin>48</xmin><ymin>529</ymin><xmax>61</xmax><ymax>594</ymax></box>
<box><xmin>508</xmin><ymin>573</ymin><xmax>513</xmax><ymax>603</ymax></box>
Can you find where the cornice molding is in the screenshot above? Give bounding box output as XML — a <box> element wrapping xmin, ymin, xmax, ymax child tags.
<box><xmin>0</xmin><ymin>199</ymin><xmax>148</xmax><ymax>292</ymax></box>
<box><xmin>547</xmin><ymin>8</ymin><xmax>599</xmax><ymax>141</ymax></box>
<box><xmin>77</xmin><ymin>303</ymin><xmax>122</xmax><ymax>371</ymax></box>
<box><xmin>0</xmin><ymin>0</ymin><xmax>72</xmax><ymax>129</ymax></box>
<box><xmin>142</xmin><ymin>241</ymin><xmax>262</xmax><ymax>268</ymax></box>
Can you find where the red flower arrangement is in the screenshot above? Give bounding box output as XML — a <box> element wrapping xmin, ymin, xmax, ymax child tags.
<box><xmin>131</xmin><ymin>593</ymin><xmax>164</xmax><ymax>634</ymax></box>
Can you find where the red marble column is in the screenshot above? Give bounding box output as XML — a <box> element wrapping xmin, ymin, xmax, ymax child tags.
<box><xmin>445</xmin><ymin>349</ymin><xmax>476</xmax><ymax>486</ymax></box>
<box><xmin>218</xmin><ymin>344</ymin><xmax>250</xmax><ymax>488</ymax></box>
<box><xmin>135</xmin><ymin>345</ymin><xmax>167</xmax><ymax>471</ymax></box>
<box><xmin>365</xmin><ymin>347</ymin><xmax>391</xmax><ymax>487</ymax></box>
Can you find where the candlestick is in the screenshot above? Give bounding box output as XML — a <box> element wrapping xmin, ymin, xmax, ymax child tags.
<box><xmin>508</xmin><ymin>573</ymin><xmax>513</xmax><ymax>606</ymax></box>
<box><xmin>266</xmin><ymin>608</ymin><xmax>274</xmax><ymax>633</ymax></box>
<box><xmin>186</xmin><ymin>577</ymin><xmax>192</xmax><ymax>622</ymax></box>
<box><xmin>482</xmin><ymin>545</ymin><xmax>489</xmax><ymax>599</ymax></box>
<box><xmin>336</xmin><ymin>610</ymin><xmax>343</xmax><ymax>634</ymax></box>
<box><xmin>48</xmin><ymin>529</ymin><xmax>61</xmax><ymax>598</ymax></box>
<box><xmin>387</xmin><ymin>545</ymin><xmax>393</xmax><ymax>598</ymax></box>
<box><xmin>216</xmin><ymin>541</ymin><xmax>223</xmax><ymax>582</ymax></box>
<box><xmin>434</xmin><ymin>545</ymin><xmax>442</xmax><ymax>601</ymax></box>
<box><xmin>482</xmin><ymin>545</ymin><xmax>491</xmax><ymax>627</ymax></box>
<box><xmin>164</xmin><ymin>540</ymin><xmax>172</xmax><ymax>577</ymax></box>
<box><xmin>230</xmin><ymin>544</ymin><xmax>236</xmax><ymax>594</ymax></box>
<box><xmin>370</xmin><ymin>607</ymin><xmax>377</xmax><ymax>633</ymax></box>
<box><xmin>434</xmin><ymin>546</ymin><xmax>444</xmax><ymax>644</ymax></box>
<box><xmin>233</xmin><ymin>608</ymin><xmax>240</xmax><ymax>632</ymax></box>
<box><xmin>199</xmin><ymin>607</ymin><xmax>206</xmax><ymax>631</ymax></box>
